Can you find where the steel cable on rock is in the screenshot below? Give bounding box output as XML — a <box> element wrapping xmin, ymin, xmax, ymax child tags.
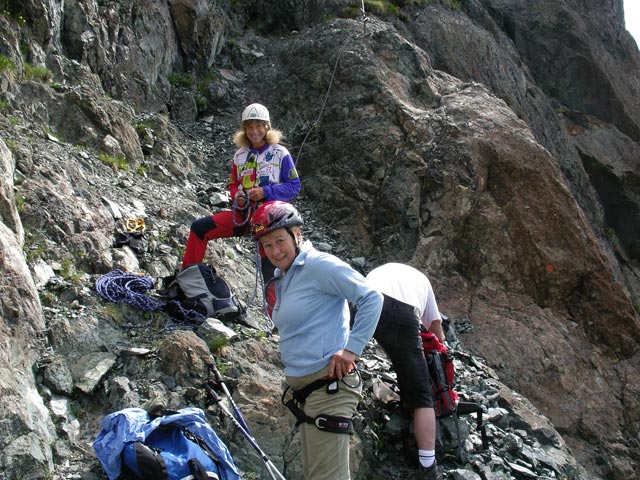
<box><xmin>294</xmin><ymin>2</ymin><xmax>369</xmax><ymax>166</ymax></box>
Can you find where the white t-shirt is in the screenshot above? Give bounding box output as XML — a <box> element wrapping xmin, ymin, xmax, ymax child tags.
<box><xmin>366</xmin><ymin>263</ymin><xmax>442</xmax><ymax>329</ymax></box>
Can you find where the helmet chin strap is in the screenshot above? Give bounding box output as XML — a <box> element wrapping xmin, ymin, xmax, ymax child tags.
<box><xmin>287</xmin><ymin>227</ymin><xmax>302</xmax><ymax>255</ymax></box>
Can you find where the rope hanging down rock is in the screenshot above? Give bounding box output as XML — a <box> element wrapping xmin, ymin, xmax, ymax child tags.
<box><xmin>294</xmin><ymin>2</ymin><xmax>369</xmax><ymax>165</ymax></box>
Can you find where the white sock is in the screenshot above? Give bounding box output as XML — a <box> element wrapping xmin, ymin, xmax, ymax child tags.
<box><xmin>418</xmin><ymin>449</ymin><xmax>436</xmax><ymax>468</ymax></box>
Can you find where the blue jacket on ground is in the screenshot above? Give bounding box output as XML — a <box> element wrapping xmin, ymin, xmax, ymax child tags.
<box><xmin>93</xmin><ymin>407</ymin><xmax>240</xmax><ymax>480</ymax></box>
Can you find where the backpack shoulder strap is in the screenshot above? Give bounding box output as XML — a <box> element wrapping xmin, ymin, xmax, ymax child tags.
<box><xmin>188</xmin><ymin>458</ymin><xmax>212</xmax><ymax>480</ymax></box>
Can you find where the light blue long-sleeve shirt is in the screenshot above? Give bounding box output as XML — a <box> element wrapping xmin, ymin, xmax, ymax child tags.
<box><xmin>271</xmin><ymin>241</ymin><xmax>383</xmax><ymax>377</ymax></box>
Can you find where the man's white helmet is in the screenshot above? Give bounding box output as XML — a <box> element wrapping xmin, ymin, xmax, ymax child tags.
<box><xmin>241</xmin><ymin>103</ymin><xmax>270</xmax><ymax>123</ymax></box>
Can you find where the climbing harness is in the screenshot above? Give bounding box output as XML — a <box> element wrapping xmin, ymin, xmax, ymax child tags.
<box><xmin>280</xmin><ymin>368</ymin><xmax>362</xmax><ymax>435</ymax></box>
<box><xmin>113</xmin><ymin>217</ymin><xmax>147</xmax><ymax>252</ymax></box>
<box><xmin>232</xmin><ymin>153</ymin><xmax>259</xmax><ymax>227</ymax></box>
<box><xmin>95</xmin><ymin>270</ymin><xmax>206</xmax><ymax>330</ymax></box>
<box><xmin>231</xmin><ymin>188</ymin><xmax>253</xmax><ymax>227</ymax></box>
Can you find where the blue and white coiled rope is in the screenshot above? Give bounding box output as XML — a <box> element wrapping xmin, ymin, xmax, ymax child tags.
<box><xmin>95</xmin><ymin>270</ymin><xmax>205</xmax><ymax>329</ymax></box>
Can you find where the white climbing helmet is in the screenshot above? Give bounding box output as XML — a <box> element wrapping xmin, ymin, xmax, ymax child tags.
<box><xmin>241</xmin><ymin>103</ymin><xmax>270</xmax><ymax>123</ymax></box>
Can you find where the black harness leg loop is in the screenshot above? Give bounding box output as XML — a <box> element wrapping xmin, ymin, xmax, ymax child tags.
<box><xmin>281</xmin><ymin>382</ymin><xmax>354</xmax><ymax>434</ymax></box>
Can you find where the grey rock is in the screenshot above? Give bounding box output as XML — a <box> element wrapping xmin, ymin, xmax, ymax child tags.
<box><xmin>197</xmin><ymin>318</ymin><xmax>238</xmax><ymax>346</ymax></box>
<box><xmin>448</xmin><ymin>468</ymin><xmax>483</xmax><ymax>480</ymax></box>
<box><xmin>70</xmin><ymin>352</ymin><xmax>117</xmax><ymax>394</ymax></box>
<box><xmin>0</xmin><ymin>1</ymin><xmax>638</xmax><ymax>479</ymax></box>
<box><xmin>42</xmin><ymin>357</ymin><xmax>74</xmax><ymax>396</ymax></box>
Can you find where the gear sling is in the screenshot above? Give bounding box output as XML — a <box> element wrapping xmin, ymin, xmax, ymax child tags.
<box><xmin>281</xmin><ymin>372</ymin><xmax>361</xmax><ymax>435</ymax></box>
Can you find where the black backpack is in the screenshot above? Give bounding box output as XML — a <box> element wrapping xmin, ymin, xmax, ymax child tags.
<box><xmin>122</xmin><ymin>423</ymin><xmax>221</xmax><ymax>479</ymax></box>
<box><xmin>159</xmin><ymin>264</ymin><xmax>242</xmax><ymax>321</ymax></box>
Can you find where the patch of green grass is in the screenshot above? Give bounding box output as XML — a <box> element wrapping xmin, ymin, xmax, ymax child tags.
<box><xmin>254</xmin><ymin>330</ymin><xmax>268</xmax><ymax>343</ymax></box>
<box><xmin>156</xmin><ymin>229</ymin><xmax>169</xmax><ymax>243</ymax></box>
<box><xmin>207</xmin><ymin>337</ymin><xmax>230</xmax><ymax>353</ymax></box>
<box><xmin>15</xmin><ymin>193</ymin><xmax>25</xmax><ymax>213</ymax></box>
<box><xmin>0</xmin><ymin>7</ymin><xmax>26</xmax><ymax>26</ymax></box>
<box><xmin>195</xmin><ymin>95</ymin><xmax>207</xmax><ymax>110</ymax></box>
<box><xmin>390</xmin><ymin>0</ymin><xmax>428</xmax><ymax>6</ymax></box>
<box><xmin>4</xmin><ymin>138</ymin><xmax>16</xmax><ymax>152</ymax></box>
<box><xmin>100</xmin><ymin>304</ymin><xmax>127</xmax><ymax>324</ymax></box>
<box><xmin>0</xmin><ymin>54</ymin><xmax>16</xmax><ymax>74</ymax></box>
<box><xmin>365</xmin><ymin>1</ymin><xmax>400</xmax><ymax>17</ymax></box>
<box><xmin>136</xmin><ymin>164</ymin><xmax>147</xmax><ymax>176</ymax></box>
<box><xmin>441</xmin><ymin>0</ymin><xmax>462</xmax><ymax>9</ymax></box>
<box><xmin>44</xmin><ymin>127</ymin><xmax>64</xmax><ymax>143</ymax></box>
<box><xmin>40</xmin><ymin>291</ymin><xmax>57</xmax><ymax>306</ymax></box>
<box><xmin>214</xmin><ymin>358</ymin><xmax>229</xmax><ymax>376</ymax></box>
<box><xmin>344</xmin><ymin>0</ymin><xmax>460</xmax><ymax>18</ymax></box>
<box><xmin>196</xmin><ymin>72</ymin><xmax>218</xmax><ymax>96</ymax></box>
<box><xmin>60</xmin><ymin>258</ymin><xmax>84</xmax><ymax>284</ymax></box>
<box><xmin>68</xmin><ymin>401</ymin><xmax>84</xmax><ymax>419</ymax></box>
<box><xmin>24</xmin><ymin>238</ymin><xmax>47</xmax><ymax>263</ymax></box>
<box><xmin>132</xmin><ymin>119</ymin><xmax>152</xmax><ymax>134</ymax></box>
<box><xmin>169</xmin><ymin>72</ymin><xmax>194</xmax><ymax>88</ymax></box>
<box><xmin>23</xmin><ymin>63</ymin><xmax>53</xmax><ymax>82</ymax></box>
<box><xmin>98</xmin><ymin>153</ymin><xmax>129</xmax><ymax>171</ymax></box>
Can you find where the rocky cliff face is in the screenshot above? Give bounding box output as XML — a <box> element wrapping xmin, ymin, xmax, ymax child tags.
<box><xmin>0</xmin><ymin>0</ymin><xmax>638</xmax><ymax>479</ymax></box>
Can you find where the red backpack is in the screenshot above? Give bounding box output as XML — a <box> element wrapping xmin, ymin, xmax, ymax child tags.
<box><xmin>420</xmin><ymin>329</ymin><xmax>488</xmax><ymax>460</ymax></box>
<box><xmin>420</xmin><ymin>331</ymin><xmax>459</xmax><ymax>417</ymax></box>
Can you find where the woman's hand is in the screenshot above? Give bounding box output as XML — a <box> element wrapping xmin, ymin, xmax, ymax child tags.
<box><xmin>328</xmin><ymin>350</ymin><xmax>356</xmax><ymax>379</ymax></box>
<box><xmin>234</xmin><ymin>191</ymin><xmax>247</xmax><ymax>207</ymax></box>
<box><xmin>248</xmin><ymin>187</ymin><xmax>265</xmax><ymax>202</ymax></box>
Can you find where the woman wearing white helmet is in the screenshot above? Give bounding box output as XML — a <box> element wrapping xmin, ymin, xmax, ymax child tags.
<box><xmin>181</xmin><ymin>103</ymin><xmax>301</xmax><ymax>291</ymax></box>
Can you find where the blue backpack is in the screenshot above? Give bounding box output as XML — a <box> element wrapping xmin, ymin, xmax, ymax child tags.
<box><xmin>93</xmin><ymin>407</ymin><xmax>240</xmax><ymax>480</ymax></box>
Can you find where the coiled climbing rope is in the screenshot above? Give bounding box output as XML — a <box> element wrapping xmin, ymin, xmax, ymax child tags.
<box><xmin>95</xmin><ymin>270</ymin><xmax>162</xmax><ymax>311</ymax></box>
<box><xmin>95</xmin><ymin>270</ymin><xmax>205</xmax><ymax>330</ymax></box>
<box><xmin>232</xmin><ymin>190</ymin><xmax>253</xmax><ymax>227</ymax></box>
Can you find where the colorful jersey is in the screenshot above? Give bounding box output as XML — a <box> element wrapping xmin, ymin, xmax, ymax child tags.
<box><xmin>229</xmin><ymin>143</ymin><xmax>300</xmax><ymax>201</ymax></box>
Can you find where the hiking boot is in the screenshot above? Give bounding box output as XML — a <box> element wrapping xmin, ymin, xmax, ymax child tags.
<box><xmin>418</xmin><ymin>462</ymin><xmax>443</xmax><ymax>480</ymax></box>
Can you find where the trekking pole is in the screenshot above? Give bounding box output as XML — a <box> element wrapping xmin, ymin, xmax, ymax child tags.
<box><xmin>208</xmin><ymin>362</ymin><xmax>252</xmax><ymax>434</ymax></box>
<box><xmin>204</xmin><ymin>383</ymin><xmax>287</xmax><ymax>480</ymax></box>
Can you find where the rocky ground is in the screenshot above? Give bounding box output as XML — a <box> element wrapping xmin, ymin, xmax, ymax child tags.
<box><xmin>7</xmin><ymin>114</ymin><xmax>585</xmax><ymax>480</ymax></box>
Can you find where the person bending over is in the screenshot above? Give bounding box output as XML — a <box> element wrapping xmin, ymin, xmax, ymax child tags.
<box><xmin>366</xmin><ymin>262</ymin><xmax>445</xmax><ymax>480</ymax></box>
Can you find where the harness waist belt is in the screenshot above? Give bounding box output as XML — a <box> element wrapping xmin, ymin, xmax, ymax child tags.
<box><xmin>281</xmin><ymin>380</ymin><xmax>354</xmax><ymax>435</ymax></box>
